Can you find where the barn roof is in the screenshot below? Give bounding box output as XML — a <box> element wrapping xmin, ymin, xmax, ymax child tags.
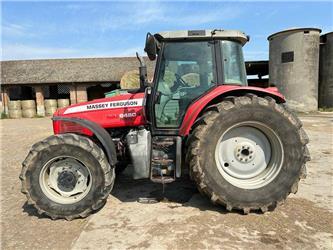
<box><xmin>1</xmin><ymin>57</ymin><xmax>155</xmax><ymax>85</ymax></box>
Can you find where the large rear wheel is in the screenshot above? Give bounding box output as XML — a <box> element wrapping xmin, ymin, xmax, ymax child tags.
<box><xmin>20</xmin><ymin>133</ymin><xmax>115</xmax><ymax>220</ymax></box>
<box><xmin>187</xmin><ymin>95</ymin><xmax>310</xmax><ymax>213</ymax></box>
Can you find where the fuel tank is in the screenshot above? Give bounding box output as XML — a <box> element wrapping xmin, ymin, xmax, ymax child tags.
<box><xmin>54</xmin><ymin>92</ymin><xmax>147</xmax><ymax>129</ymax></box>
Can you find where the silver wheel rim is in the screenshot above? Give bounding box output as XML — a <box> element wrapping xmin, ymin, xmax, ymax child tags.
<box><xmin>215</xmin><ymin>121</ymin><xmax>284</xmax><ymax>189</ymax></box>
<box><xmin>39</xmin><ymin>156</ymin><xmax>92</xmax><ymax>204</ymax></box>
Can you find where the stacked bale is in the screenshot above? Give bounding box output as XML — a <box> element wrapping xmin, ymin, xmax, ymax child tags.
<box><xmin>21</xmin><ymin>100</ymin><xmax>36</xmax><ymax>118</ymax></box>
<box><xmin>57</xmin><ymin>99</ymin><xmax>70</xmax><ymax>108</ymax></box>
<box><xmin>8</xmin><ymin>101</ymin><xmax>22</xmax><ymax>119</ymax></box>
<box><xmin>44</xmin><ymin>99</ymin><xmax>58</xmax><ymax>116</ymax></box>
<box><xmin>0</xmin><ymin>101</ymin><xmax>3</xmax><ymax>114</ymax></box>
<box><xmin>120</xmin><ymin>70</ymin><xmax>140</xmax><ymax>89</ymax></box>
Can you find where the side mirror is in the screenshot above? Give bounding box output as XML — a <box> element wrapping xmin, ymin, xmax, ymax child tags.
<box><xmin>144</xmin><ymin>33</ymin><xmax>157</xmax><ymax>61</ymax></box>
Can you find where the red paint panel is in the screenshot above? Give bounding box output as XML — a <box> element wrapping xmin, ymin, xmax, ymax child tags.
<box><xmin>54</xmin><ymin>92</ymin><xmax>147</xmax><ymax>132</ymax></box>
<box><xmin>179</xmin><ymin>85</ymin><xmax>285</xmax><ymax>136</ymax></box>
<box><xmin>53</xmin><ymin>120</ymin><xmax>94</xmax><ymax>136</ymax></box>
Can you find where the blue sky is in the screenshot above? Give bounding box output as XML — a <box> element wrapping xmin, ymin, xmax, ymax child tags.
<box><xmin>1</xmin><ymin>1</ymin><xmax>332</xmax><ymax>61</ymax></box>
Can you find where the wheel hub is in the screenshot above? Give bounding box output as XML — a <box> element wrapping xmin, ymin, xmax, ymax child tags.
<box><xmin>234</xmin><ymin>142</ymin><xmax>255</xmax><ymax>163</ymax></box>
<box><xmin>57</xmin><ymin>170</ymin><xmax>77</xmax><ymax>191</ymax></box>
<box><xmin>39</xmin><ymin>157</ymin><xmax>92</xmax><ymax>204</ymax></box>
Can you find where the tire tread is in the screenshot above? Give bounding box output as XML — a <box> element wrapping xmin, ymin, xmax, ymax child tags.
<box><xmin>187</xmin><ymin>95</ymin><xmax>310</xmax><ymax>214</ymax></box>
<box><xmin>20</xmin><ymin>133</ymin><xmax>115</xmax><ymax>220</ymax></box>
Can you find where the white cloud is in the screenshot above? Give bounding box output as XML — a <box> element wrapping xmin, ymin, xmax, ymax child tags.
<box><xmin>2</xmin><ymin>23</ymin><xmax>32</xmax><ymax>37</ymax></box>
<box><xmin>1</xmin><ymin>44</ymin><xmax>80</xmax><ymax>60</ymax></box>
<box><xmin>319</xmin><ymin>25</ymin><xmax>333</xmax><ymax>35</ymax></box>
<box><xmin>113</xmin><ymin>47</ymin><xmax>144</xmax><ymax>57</ymax></box>
<box><xmin>1</xmin><ymin>43</ymin><xmax>145</xmax><ymax>60</ymax></box>
<box><xmin>97</xmin><ymin>3</ymin><xmax>244</xmax><ymax>31</ymax></box>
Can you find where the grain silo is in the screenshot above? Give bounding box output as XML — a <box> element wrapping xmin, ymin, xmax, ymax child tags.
<box><xmin>268</xmin><ymin>28</ymin><xmax>321</xmax><ymax>112</ymax></box>
<box><xmin>319</xmin><ymin>32</ymin><xmax>333</xmax><ymax>108</ymax></box>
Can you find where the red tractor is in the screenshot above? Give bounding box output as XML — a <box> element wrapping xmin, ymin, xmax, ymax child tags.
<box><xmin>20</xmin><ymin>29</ymin><xmax>310</xmax><ymax>220</ymax></box>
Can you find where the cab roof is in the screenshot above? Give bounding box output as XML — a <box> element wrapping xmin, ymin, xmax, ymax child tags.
<box><xmin>155</xmin><ymin>29</ymin><xmax>249</xmax><ymax>45</ymax></box>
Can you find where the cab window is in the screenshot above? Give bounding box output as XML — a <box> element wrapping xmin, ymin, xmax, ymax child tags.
<box><xmin>221</xmin><ymin>41</ymin><xmax>247</xmax><ymax>85</ymax></box>
<box><xmin>155</xmin><ymin>41</ymin><xmax>216</xmax><ymax>128</ymax></box>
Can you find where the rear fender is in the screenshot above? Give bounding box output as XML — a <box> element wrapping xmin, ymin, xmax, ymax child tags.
<box><xmin>179</xmin><ymin>86</ymin><xmax>286</xmax><ymax>136</ymax></box>
<box><xmin>52</xmin><ymin>116</ymin><xmax>117</xmax><ymax>166</ymax></box>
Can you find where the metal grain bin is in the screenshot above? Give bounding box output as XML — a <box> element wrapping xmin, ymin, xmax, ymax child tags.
<box><xmin>319</xmin><ymin>32</ymin><xmax>333</xmax><ymax>108</ymax></box>
<box><xmin>268</xmin><ymin>28</ymin><xmax>321</xmax><ymax>112</ymax></box>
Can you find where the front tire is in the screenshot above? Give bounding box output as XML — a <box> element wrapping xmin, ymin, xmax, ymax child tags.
<box><xmin>20</xmin><ymin>133</ymin><xmax>115</xmax><ymax>220</ymax></box>
<box><xmin>187</xmin><ymin>95</ymin><xmax>310</xmax><ymax>214</ymax></box>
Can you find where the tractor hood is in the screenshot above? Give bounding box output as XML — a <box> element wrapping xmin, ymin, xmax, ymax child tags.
<box><xmin>53</xmin><ymin>92</ymin><xmax>147</xmax><ymax>129</ymax></box>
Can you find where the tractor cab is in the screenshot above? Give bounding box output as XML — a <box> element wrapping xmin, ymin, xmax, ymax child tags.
<box><xmin>143</xmin><ymin>29</ymin><xmax>249</xmax><ymax>130</ymax></box>
<box><xmin>137</xmin><ymin>30</ymin><xmax>250</xmax><ymax>183</ymax></box>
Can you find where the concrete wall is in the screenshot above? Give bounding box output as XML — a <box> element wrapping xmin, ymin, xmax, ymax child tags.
<box><xmin>319</xmin><ymin>32</ymin><xmax>333</xmax><ymax>108</ymax></box>
<box><xmin>268</xmin><ymin>28</ymin><xmax>321</xmax><ymax>112</ymax></box>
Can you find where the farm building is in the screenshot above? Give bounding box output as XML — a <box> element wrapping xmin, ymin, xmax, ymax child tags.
<box><xmin>1</xmin><ymin>28</ymin><xmax>332</xmax><ymax>117</ymax></box>
<box><xmin>1</xmin><ymin>57</ymin><xmax>155</xmax><ymax>116</ymax></box>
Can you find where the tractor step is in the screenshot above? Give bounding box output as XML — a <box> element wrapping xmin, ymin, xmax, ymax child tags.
<box><xmin>150</xmin><ymin>136</ymin><xmax>182</xmax><ymax>184</ymax></box>
<box><xmin>150</xmin><ymin>176</ymin><xmax>175</xmax><ymax>184</ymax></box>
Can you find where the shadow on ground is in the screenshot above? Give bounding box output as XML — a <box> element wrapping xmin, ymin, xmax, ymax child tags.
<box><xmin>111</xmin><ymin>167</ymin><xmax>248</xmax><ymax>215</ymax></box>
<box><xmin>23</xmin><ymin>166</ymin><xmax>253</xmax><ymax>218</ymax></box>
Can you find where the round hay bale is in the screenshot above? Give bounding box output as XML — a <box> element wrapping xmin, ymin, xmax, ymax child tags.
<box><xmin>120</xmin><ymin>70</ymin><xmax>140</xmax><ymax>89</ymax></box>
<box><xmin>9</xmin><ymin>109</ymin><xmax>22</xmax><ymax>119</ymax></box>
<box><xmin>181</xmin><ymin>73</ymin><xmax>200</xmax><ymax>87</ymax></box>
<box><xmin>44</xmin><ymin>99</ymin><xmax>57</xmax><ymax>108</ymax></box>
<box><xmin>8</xmin><ymin>101</ymin><xmax>21</xmax><ymax>110</ymax></box>
<box><xmin>45</xmin><ymin>107</ymin><xmax>58</xmax><ymax>116</ymax></box>
<box><xmin>22</xmin><ymin>108</ymin><xmax>37</xmax><ymax>118</ymax></box>
<box><xmin>21</xmin><ymin>100</ymin><xmax>36</xmax><ymax>110</ymax></box>
<box><xmin>57</xmin><ymin>99</ymin><xmax>70</xmax><ymax>108</ymax></box>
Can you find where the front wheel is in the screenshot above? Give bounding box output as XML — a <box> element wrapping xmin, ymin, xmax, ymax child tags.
<box><xmin>20</xmin><ymin>133</ymin><xmax>115</xmax><ymax>220</ymax></box>
<box><xmin>187</xmin><ymin>95</ymin><xmax>310</xmax><ymax>214</ymax></box>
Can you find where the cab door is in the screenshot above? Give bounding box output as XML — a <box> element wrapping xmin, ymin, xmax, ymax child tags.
<box><xmin>150</xmin><ymin>40</ymin><xmax>219</xmax><ymax>135</ymax></box>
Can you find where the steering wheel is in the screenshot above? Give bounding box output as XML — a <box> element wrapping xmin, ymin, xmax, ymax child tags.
<box><xmin>174</xmin><ymin>73</ymin><xmax>190</xmax><ymax>88</ymax></box>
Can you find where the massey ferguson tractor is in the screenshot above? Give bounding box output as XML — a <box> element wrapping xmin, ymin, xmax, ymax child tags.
<box><xmin>20</xmin><ymin>29</ymin><xmax>310</xmax><ymax>220</ymax></box>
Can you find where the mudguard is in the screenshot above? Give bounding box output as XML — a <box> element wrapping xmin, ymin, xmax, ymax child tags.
<box><xmin>52</xmin><ymin>116</ymin><xmax>117</xmax><ymax>166</ymax></box>
<box><xmin>179</xmin><ymin>85</ymin><xmax>286</xmax><ymax>136</ymax></box>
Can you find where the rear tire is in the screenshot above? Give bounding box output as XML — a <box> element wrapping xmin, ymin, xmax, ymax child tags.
<box><xmin>187</xmin><ymin>95</ymin><xmax>310</xmax><ymax>214</ymax></box>
<box><xmin>20</xmin><ymin>133</ymin><xmax>115</xmax><ymax>220</ymax></box>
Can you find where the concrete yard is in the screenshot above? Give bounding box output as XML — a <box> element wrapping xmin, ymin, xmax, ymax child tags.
<box><xmin>1</xmin><ymin>113</ymin><xmax>332</xmax><ymax>249</ymax></box>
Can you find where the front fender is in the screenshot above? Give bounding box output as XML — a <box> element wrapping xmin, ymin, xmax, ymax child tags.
<box><xmin>179</xmin><ymin>85</ymin><xmax>285</xmax><ymax>136</ymax></box>
<box><xmin>52</xmin><ymin>116</ymin><xmax>117</xmax><ymax>166</ymax></box>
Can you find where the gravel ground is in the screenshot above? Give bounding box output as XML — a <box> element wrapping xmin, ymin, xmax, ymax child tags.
<box><xmin>1</xmin><ymin>113</ymin><xmax>332</xmax><ymax>249</ymax></box>
<box><xmin>0</xmin><ymin>118</ymin><xmax>87</xmax><ymax>249</ymax></box>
